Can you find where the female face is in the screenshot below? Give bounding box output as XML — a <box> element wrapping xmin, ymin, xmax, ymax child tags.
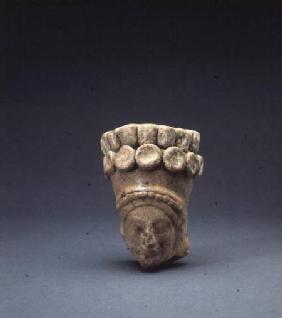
<box><xmin>123</xmin><ymin>206</ymin><xmax>176</xmax><ymax>268</ymax></box>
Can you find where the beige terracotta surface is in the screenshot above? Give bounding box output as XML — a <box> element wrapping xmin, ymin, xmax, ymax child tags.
<box><xmin>101</xmin><ymin>123</ymin><xmax>204</xmax><ymax>269</ymax></box>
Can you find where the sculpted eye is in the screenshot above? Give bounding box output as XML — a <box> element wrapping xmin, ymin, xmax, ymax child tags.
<box><xmin>135</xmin><ymin>226</ymin><xmax>143</xmax><ymax>234</ymax></box>
<box><xmin>154</xmin><ymin>220</ymin><xmax>171</xmax><ymax>234</ymax></box>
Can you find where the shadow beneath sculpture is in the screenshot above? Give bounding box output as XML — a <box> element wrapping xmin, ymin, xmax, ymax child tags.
<box><xmin>103</xmin><ymin>257</ymin><xmax>187</xmax><ymax>273</ymax></box>
<box><xmin>77</xmin><ymin>224</ymin><xmax>282</xmax><ymax>273</ymax></box>
<box><xmin>88</xmin><ymin>253</ymin><xmax>211</xmax><ymax>273</ymax></box>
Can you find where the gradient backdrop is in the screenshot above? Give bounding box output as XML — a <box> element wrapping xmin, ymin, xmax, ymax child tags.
<box><xmin>1</xmin><ymin>2</ymin><xmax>282</xmax><ymax>318</ymax></box>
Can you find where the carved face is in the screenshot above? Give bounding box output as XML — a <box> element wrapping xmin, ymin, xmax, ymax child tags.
<box><xmin>123</xmin><ymin>206</ymin><xmax>176</xmax><ymax>268</ymax></box>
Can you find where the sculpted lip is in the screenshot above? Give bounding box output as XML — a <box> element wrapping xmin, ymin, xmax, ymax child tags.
<box><xmin>140</xmin><ymin>249</ymin><xmax>160</xmax><ymax>258</ymax></box>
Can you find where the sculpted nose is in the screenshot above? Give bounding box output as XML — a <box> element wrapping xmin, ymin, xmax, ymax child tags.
<box><xmin>147</xmin><ymin>242</ymin><xmax>157</xmax><ymax>249</ymax></box>
<box><xmin>143</xmin><ymin>233</ymin><xmax>157</xmax><ymax>249</ymax></box>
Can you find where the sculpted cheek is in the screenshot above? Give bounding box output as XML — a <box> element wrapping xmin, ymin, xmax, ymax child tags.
<box><xmin>159</xmin><ymin>230</ymin><xmax>176</xmax><ymax>251</ymax></box>
<box><xmin>124</xmin><ymin>224</ymin><xmax>144</xmax><ymax>251</ymax></box>
<box><xmin>126</xmin><ymin>230</ymin><xmax>139</xmax><ymax>247</ymax></box>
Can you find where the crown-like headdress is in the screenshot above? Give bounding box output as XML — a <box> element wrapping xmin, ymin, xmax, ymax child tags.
<box><xmin>101</xmin><ymin>123</ymin><xmax>203</xmax><ymax>177</ymax></box>
<box><xmin>101</xmin><ymin>123</ymin><xmax>204</xmax><ymax>257</ymax></box>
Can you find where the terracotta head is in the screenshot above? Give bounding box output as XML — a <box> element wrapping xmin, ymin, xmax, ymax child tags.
<box><xmin>101</xmin><ymin>124</ymin><xmax>204</xmax><ymax>269</ymax></box>
<box><xmin>122</xmin><ymin>205</ymin><xmax>176</xmax><ymax>268</ymax></box>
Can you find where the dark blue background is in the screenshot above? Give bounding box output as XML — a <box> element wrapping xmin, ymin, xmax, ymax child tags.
<box><xmin>1</xmin><ymin>2</ymin><xmax>282</xmax><ymax>317</ymax></box>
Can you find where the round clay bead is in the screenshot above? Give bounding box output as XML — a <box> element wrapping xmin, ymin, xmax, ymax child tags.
<box><xmin>101</xmin><ymin>133</ymin><xmax>111</xmax><ymax>155</ymax></box>
<box><xmin>135</xmin><ymin>144</ymin><xmax>162</xmax><ymax>170</ymax></box>
<box><xmin>175</xmin><ymin>128</ymin><xmax>192</xmax><ymax>152</ymax></box>
<box><xmin>186</xmin><ymin>151</ymin><xmax>200</xmax><ymax>176</ymax></box>
<box><xmin>163</xmin><ymin>147</ymin><xmax>186</xmax><ymax>172</ymax></box>
<box><xmin>106</xmin><ymin>130</ymin><xmax>121</xmax><ymax>151</ymax></box>
<box><xmin>114</xmin><ymin>145</ymin><xmax>136</xmax><ymax>171</ymax></box>
<box><xmin>137</xmin><ymin>124</ymin><xmax>158</xmax><ymax>145</ymax></box>
<box><xmin>115</xmin><ymin>124</ymin><xmax>137</xmax><ymax>147</ymax></box>
<box><xmin>103</xmin><ymin>151</ymin><xmax>115</xmax><ymax>176</ymax></box>
<box><xmin>190</xmin><ymin>131</ymin><xmax>200</xmax><ymax>153</ymax></box>
<box><xmin>157</xmin><ymin>125</ymin><xmax>176</xmax><ymax>148</ymax></box>
<box><xmin>196</xmin><ymin>154</ymin><xmax>204</xmax><ymax>176</ymax></box>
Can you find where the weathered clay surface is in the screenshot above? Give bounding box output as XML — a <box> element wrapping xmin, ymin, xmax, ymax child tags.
<box><xmin>101</xmin><ymin>123</ymin><xmax>204</xmax><ymax>269</ymax></box>
<box><xmin>135</xmin><ymin>144</ymin><xmax>162</xmax><ymax>170</ymax></box>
